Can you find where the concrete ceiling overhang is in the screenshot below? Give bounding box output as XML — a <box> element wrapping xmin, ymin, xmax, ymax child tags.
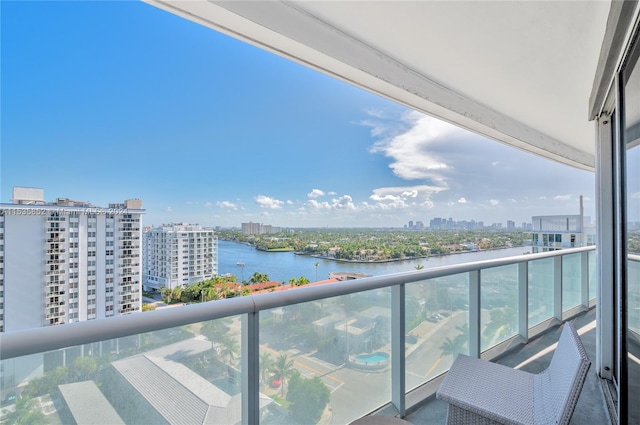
<box><xmin>145</xmin><ymin>0</ymin><xmax>612</xmax><ymax>171</ymax></box>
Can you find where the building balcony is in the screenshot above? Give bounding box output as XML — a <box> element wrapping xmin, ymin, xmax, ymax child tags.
<box><xmin>46</xmin><ymin>259</ymin><xmax>66</xmax><ymax>265</ymax></box>
<box><xmin>46</xmin><ymin>227</ymin><xmax>66</xmax><ymax>232</ymax></box>
<box><xmin>0</xmin><ymin>247</ymin><xmax>622</xmax><ymax>424</ymax></box>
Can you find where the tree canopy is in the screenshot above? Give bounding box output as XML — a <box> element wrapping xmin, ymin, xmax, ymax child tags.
<box><xmin>286</xmin><ymin>371</ymin><xmax>330</xmax><ymax>425</ymax></box>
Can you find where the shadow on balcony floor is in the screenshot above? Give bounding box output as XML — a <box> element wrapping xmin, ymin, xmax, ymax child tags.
<box><xmin>404</xmin><ymin>308</ymin><xmax>611</xmax><ymax>424</ymax></box>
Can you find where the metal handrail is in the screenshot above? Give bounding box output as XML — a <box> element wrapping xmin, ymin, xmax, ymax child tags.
<box><xmin>0</xmin><ymin>246</ymin><xmax>595</xmax><ymax>360</ymax></box>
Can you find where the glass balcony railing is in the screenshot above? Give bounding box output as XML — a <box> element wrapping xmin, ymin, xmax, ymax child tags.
<box><xmin>0</xmin><ymin>247</ymin><xmax>607</xmax><ymax>424</ymax></box>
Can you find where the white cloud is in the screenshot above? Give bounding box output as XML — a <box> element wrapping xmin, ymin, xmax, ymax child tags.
<box><xmin>306</xmin><ymin>195</ymin><xmax>356</xmax><ymax>211</ymax></box>
<box><xmin>364</xmin><ymin>108</ymin><xmax>386</xmax><ymax>119</ymax></box>
<box><xmin>307</xmin><ymin>199</ymin><xmax>332</xmax><ymax>210</ymax></box>
<box><xmin>166</xmin><ymin>206</ymin><xmax>173</xmax><ymax>212</ymax></box>
<box><xmin>205</xmin><ymin>201</ymin><xmax>212</xmax><ymax>208</ymax></box>
<box><xmin>489</xmin><ymin>199</ymin><xmax>499</xmax><ymax>206</ymax></box>
<box><xmin>632</xmin><ymin>192</ymin><xmax>640</xmax><ymax>199</ymax></box>
<box><xmin>492</xmin><ymin>161</ymin><xmax>501</xmax><ymax>166</ymax></box>
<box><xmin>287</xmin><ymin>200</ymin><xmax>293</xmax><ymax>205</ymax></box>
<box><xmin>307</xmin><ymin>189</ymin><xmax>325</xmax><ymax>199</ymax></box>
<box><xmin>332</xmin><ymin>195</ymin><xmax>356</xmax><ymax>210</ymax></box>
<box><xmin>255</xmin><ymin>195</ymin><xmax>284</xmax><ymax>209</ymax></box>
<box><xmin>369</xmin><ymin>111</ymin><xmax>454</xmax><ymax>181</ymax></box>
<box><xmin>328</xmin><ymin>191</ymin><xmax>337</xmax><ymax>196</ymax></box>
<box><xmin>217</xmin><ymin>201</ymin><xmax>238</xmax><ymax>210</ymax></box>
<box><xmin>369</xmin><ymin>185</ymin><xmax>444</xmax><ymax>209</ymax></box>
<box><xmin>554</xmin><ymin>194</ymin><xmax>572</xmax><ymax>201</ymax></box>
<box><xmin>458</xmin><ymin>198</ymin><xmax>467</xmax><ymax>204</ymax></box>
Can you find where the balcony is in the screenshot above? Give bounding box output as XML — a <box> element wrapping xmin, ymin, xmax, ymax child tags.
<box><xmin>0</xmin><ymin>247</ymin><xmax>619</xmax><ymax>424</ymax></box>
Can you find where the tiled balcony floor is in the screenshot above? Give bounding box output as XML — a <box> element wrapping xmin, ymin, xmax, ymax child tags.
<box><xmin>403</xmin><ymin>308</ymin><xmax>612</xmax><ymax>424</ymax></box>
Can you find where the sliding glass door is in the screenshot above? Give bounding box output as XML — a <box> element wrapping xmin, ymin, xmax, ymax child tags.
<box><xmin>622</xmin><ymin>34</ymin><xmax>640</xmax><ymax>424</ymax></box>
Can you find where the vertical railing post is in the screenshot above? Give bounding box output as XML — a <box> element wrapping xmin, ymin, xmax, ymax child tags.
<box><xmin>469</xmin><ymin>270</ymin><xmax>481</xmax><ymax>358</ymax></box>
<box><xmin>581</xmin><ymin>251</ymin><xmax>590</xmax><ymax>309</ymax></box>
<box><xmin>242</xmin><ymin>312</ymin><xmax>259</xmax><ymax>425</ymax></box>
<box><xmin>391</xmin><ymin>283</ymin><xmax>405</xmax><ymax>416</ymax></box>
<box><xmin>518</xmin><ymin>261</ymin><xmax>528</xmax><ymax>341</ymax></box>
<box><xmin>554</xmin><ymin>255</ymin><xmax>563</xmax><ymax>321</ymax></box>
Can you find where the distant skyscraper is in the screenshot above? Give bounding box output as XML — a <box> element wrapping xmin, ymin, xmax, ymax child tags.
<box><xmin>242</xmin><ymin>222</ymin><xmax>262</xmax><ymax>235</ymax></box>
<box><xmin>507</xmin><ymin>220</ymin><xmax>515</xmax><ymax>229</ymax></box>
<box><xmin>0</xmin><ymin>187</ymin><xmax>144</xmax><ymax>332</ymax></box>
<box><xmin>142</xmin><ymin>223</ymin><xmax>218</xmax><ymax>291</ymax></box>
<box><xmin>241</xmin><ymin>222</ymin><xmax>281</xmax><ymax>235</ymax></box>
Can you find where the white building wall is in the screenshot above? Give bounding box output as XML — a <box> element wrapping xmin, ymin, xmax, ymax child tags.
<box><xmin>3</xmin><ymin>215</ymin><xmax>46</xmax><ymax>331</ymax></box>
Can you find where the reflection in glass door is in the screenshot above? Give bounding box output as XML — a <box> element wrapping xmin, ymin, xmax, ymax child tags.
<box><xmin>622</xmin><ymin>34</ymin><xmax>640</xmax><ymax>424</ymax></box>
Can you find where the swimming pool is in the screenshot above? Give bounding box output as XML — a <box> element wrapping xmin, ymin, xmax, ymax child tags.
<box><xmin>354</xmin><ymin>352</ymin><xmax>389</xmax><ymax>364</ymax></box>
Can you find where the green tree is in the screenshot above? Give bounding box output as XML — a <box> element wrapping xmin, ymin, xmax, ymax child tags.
<box><xmin>439</xmin><ymin>336</ymin><xmax>465</xmax><ymax>358</ymax></box>
<box><xmin>71</xmin><ymin>356</ymin><xmax>98</xmax><ymax>381</ymax></box>
<box><xmin>259</xmin><ymin>352</ymin><xmax>274</xmax><ymax>387</ymax></box>
<box><xmin>218</xmin><ymin>335</ymin><xmax>240</xmax><ymax>366</ymax></box>
<box><xmin>250</xmin><ymin>272</ymin><xmax>269</xmax><ymax>283</ymax></box>
<box><xmin>201</xmin><ymin>318</ymin><xmax>232</xmax><ymax>361</ymax></box>
<box><xmin>286</xmin><ymin>372</ymin><xmax>330</xmax><ymax>425</ymax></box>
<box><xmin>270</xmin><ymin>354</ymin><xmax>295</xmax><ymax>397</ymax></box>
<box><xmin>5</xmin><ymin>397</ymin><xmax>46</xmax><ymax>425</ymax></box>
<box><xmin>25</xmin><ymin>366</ymin><xmax>68</xmax><ymax>397</ymax></box>
<box><xmin>142</xmin><ymin>303</ymin><xmax>156</xmax><ymax>311</ymax></box>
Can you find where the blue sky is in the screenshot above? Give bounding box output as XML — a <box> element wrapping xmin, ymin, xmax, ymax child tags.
<box><xmin>1</xmin><ymin>1</ymin><xmax>595</xmax><ymax>228</ymax></box>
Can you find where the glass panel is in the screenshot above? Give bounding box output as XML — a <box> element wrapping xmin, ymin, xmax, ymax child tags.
<box><xmin>624</xmin><ymin>33</ymin><xmax>640</xmax><ymax>423</ymax></box>
<box><xmin>0</xmin><ymin>319</ymin><xmax>241</xmax><ymax>424</ymax></box>
<box><xmin>405</xmin><ymin>275</ymin><xmax>469</xmax><ymax>392</ymax></box>
<box><xmin>562</xmin><ymin>253</ymin><xmax>582</xmax><ymax>313</ymax></box>
<box><xmin>260</xmin><ymin>289</ymin><xmax>391</xmax><ymax>425</ymax></box>
<box><xmin>589</xmin><ymin>250</ymin><xmax>597</xmax><ymax>301</ymax></box>
<box><xmin>629</xmin><ymin>259</ymin><xmax>640</xmax><ymax>334</ymax></box>
<box><xmin>528</xmin><ymin>257</ymin><xmax>554</xmax><ymax>326</ymax></box>
<box><xmin>481</xmin><ymin>265</ymin><xmax>518</xmax><ymax>352</ymax></box>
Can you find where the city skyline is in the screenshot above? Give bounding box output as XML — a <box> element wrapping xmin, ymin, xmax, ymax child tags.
<box><xmin>2</xmin><ymin>1</ymin><xmax>595</xmax><ymax>229</ymax></box>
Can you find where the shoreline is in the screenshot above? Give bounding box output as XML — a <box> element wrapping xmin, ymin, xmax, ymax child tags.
<box><xmin>307</xmin><ymin>246</ymin><xmax>523</xmax><ymax>264</ymax></box>
<box><xmin>219</xmin><ymin>239</ymin><xmax>526</xmax><ymax>264</ymax></box>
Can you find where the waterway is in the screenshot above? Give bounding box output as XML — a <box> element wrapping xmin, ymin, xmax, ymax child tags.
<box><xmin>218</xmin><ymin>240</ymin><xmax>529</xmax><ymax>283</ymax></box>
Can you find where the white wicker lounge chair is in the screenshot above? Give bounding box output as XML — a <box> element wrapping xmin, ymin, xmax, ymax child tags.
<box><xmin>436</xmin><ymin>322</ymin><xmax>590</xmax><ymax>425</ymax></box>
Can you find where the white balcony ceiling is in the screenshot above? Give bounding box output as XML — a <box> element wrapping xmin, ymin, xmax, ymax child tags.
<box><xmin>146</xmin><ymin>0</ymin><xmax>612</xmax><ymax>171</ymax></box>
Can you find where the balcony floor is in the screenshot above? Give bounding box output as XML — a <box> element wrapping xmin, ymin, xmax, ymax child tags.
<box><xmin>403</xmin><ymin>308</ymin><xmax>612</xmax><ymax>424</ymax></box>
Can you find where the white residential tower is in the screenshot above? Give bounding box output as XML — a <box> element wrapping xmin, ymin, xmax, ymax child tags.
<box><xmin>142</xmin><ymin>223</ymin><xmax>218</xmax><ymax>291</ymax></box>
<box><xmin>0</xmin><ymin>187</ymin><xmax>144</xmax><ymax>332</ymax></box>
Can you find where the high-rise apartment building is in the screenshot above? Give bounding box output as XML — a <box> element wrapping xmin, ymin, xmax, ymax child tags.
<box><xmin>530</xmin><ymin>197</ymin><xmax>595</xmax><ymax>253</ymax></box>
<box><xmin>241</xmin><ymin>222</ymin><xmax>281</xmax><ymax>235</ymax></box>
<box><xmin>142</xmin><ymin>223</ymin><xmax>218</xmax><ymax>291</ymax></box>
<box><xmin>0</xmin><ymin>187</ymin><xmax>144</xmax><ymax>332</ymax></box>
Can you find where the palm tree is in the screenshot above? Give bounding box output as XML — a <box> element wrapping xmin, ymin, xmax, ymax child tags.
<box><xmin>314</xmin><ymin>261</ymin><xmax>320</xmax><ymax>281</ymax></box>
<box><xmin>439</xmin><ymin>336</ymin><xmax>465</xmax><ymax>359</ymax></box>
<box><xmin>259</xmin><ymin>352</ymin><xmax>274</xmax><ymax>387</ymax></box>
<box><xmin>454</xmin><ymin>323</ymin><xmax>469</xmax><ymax>354</ymax></box>
<box><xmin>218</xmin><ymin>335</ymin><xmax>239</xmax><ymax>366</ymax></box>
<box><xmin>414</xmin><ymin>264</ymin><xmax>425</xmax><ymax>270</ymax></box>
<box><xmin>250</xmin><ymin>272</ymin><xmax>269</xmax><ymax>284</ymax></box>
<box><xmin>270</xmin><ymin>354</ymin><xmax>295</xmax><ymax>397</ymax></box>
